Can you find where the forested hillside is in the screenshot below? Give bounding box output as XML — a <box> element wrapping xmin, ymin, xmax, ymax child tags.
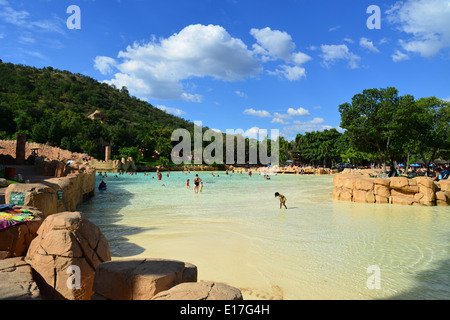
<box><xmin>0</xmin><ymin>60</ymin><xmax>194</xmax><ymax>160</ymax></box>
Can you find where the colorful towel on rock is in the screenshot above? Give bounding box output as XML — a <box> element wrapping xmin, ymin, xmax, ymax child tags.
<box><xmin>0</xmin><ymin>208</ymin><xmax>35</xmax><ymax>231</ymax></box>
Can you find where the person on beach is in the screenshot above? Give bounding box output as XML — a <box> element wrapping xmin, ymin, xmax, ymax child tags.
<box><xmin>200</xmin><ymin>182</ymin><xmax>204</xmax><ymax>193</ymax></box>
<box><xmin>187</xmin><ymin>179</ymin><xmax>190</xmax><ymax>189</ymax></box>
<box><xmin>275</xmin><ymin>192</ymin><xmax>287</xmax><ymax>209</ymax></box>
<box><xmin>193</xmin><ymin>174</ymin><xmax>202</xmax><ymax>194</ymax></box>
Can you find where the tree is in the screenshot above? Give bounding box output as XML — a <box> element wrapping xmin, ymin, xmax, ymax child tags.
<box><xmin>408</xmin><ymin>97</ymin><xmax>450</xmax><ymax>175</ymax></box>
<box><xmin>339</xmin><ymin>87</ymin><xmax>415</xmax><ymax>173</ymax></box>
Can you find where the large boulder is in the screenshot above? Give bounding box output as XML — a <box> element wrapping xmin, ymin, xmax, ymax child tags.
<box><xmin>389</xmin><ymin>177</ymin><xmax>409</xmax><ymax>190</ymax></box>
<box><xmin>0</xmin><ymin>207</ymin><xmax>44</xmax><ymax>260</ymax></box>
<box><xmin>5</xmin><ymin>184</ymin><xmax>57</xmax><ymax>218</ymax></box>
<box><xmin>436</xmin><ymin>191</ymin><xmax>450</xmax><ymax>206</ymax></box>
<box><xmin>374</xmin><ymin>185</ymin><xmax>390</xmax><ymax>198</ymax></box>
<box><xmin>26</xmin><ymin>212</ymin><xmax>111</xmax><ymax>300</ymax></box>
<box><xmin>92</xmin><ymin>258</ymin><xmax>197</xmax><ymax>300</ymax></box>
<box><xmin>353</xmin><ymin>189</ymin><xmax>375</xmax><ymax>203</ymax></box>
<box><xmin>152</xmin><ymin>281</ymin><xmax>243</xmax><ymax>300</ymax></box>
<box><xmin>0</xmin><ymin>257</ymin><xmax>41</xmax><ymax>300</ymax></box>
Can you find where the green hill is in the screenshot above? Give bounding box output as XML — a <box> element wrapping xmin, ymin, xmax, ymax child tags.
<box><xmin>0</xmin><ymin>59</ymin><xmax>194</xmax><ymax>160</ymax></box>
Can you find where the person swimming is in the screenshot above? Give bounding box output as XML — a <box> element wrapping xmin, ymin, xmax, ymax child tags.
<box><xmin>275</xmin><ymin>192</ymin><xmax>287</xmax><ymax>209</ymax></box>
<box><xmin>98</xmin><ymin>180</ymin><xmax>107</xmax><ymax>191</ymax></box>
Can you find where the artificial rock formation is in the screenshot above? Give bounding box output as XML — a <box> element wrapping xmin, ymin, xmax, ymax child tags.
<box><xmin>152</xmin><ymin>281</ymin><xmax>243</xmax><ymax>300</ymax></box>
<box><xmin>0</xmin><ymin>257</ymin><xmax>41</xmax><ymax>300</ymax></box>
<box><xmin>5</xmin><ymin>163</ymin><xmax>96</xmax><ymax>217</ymax></box>
<box><xmin>333</xmin><ymin>172</ymin><xmax>450</xmax><ymax>206</ymax></box>
<box><xmin>25</xmin><ymin>212</ymin><xmax>111</xmax><ymax>300</ymax></box>
<box><xmin>91</xmin><ymin>258</ymin><xmax>197</xmax><ymax>300</ymax></box>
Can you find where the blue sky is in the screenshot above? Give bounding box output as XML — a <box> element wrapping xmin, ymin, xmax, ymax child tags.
<box><xmin>1</xmin><ymin>0</ymin><xmax>449</xmax><ymax>141</ymax></box>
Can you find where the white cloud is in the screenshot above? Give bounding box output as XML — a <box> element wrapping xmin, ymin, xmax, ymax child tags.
<box><xmin>243</xmin><ymin>108</ymin><xmax>272</xmax><ymax>118</ymax></box>
<box><xmin>320</xmin><ymin>44</ymin><xmax>360</xmax><ymax>69</ymax></box>
<box><xmin>283</xmin><ymin>118</ymin><xmax>333</xmax><ymax>135</ymax></box>
<box><xmin>0</xmin><ymin>1</ymin><xmax>64</xmax><ymax>34</ymax></box>
<box><xmin>387</xmin><ymin>0</ymin><xmax>450</xmax><ymax>57</ymax></box>
<box><xmin>99</xmin><ymin>24</ymin><xmax>262</xmax><ymax>101</ymax></box>
<box><xmin>250</xmin><ymin>27</ymin><xmax>296</xmax><ymax>62</ymax></box>
<box><xmin>268</xmin><ymin>65</ymin><xmax>306</xmax><ymax>81</ymax></box>
<box><xmin>244</xmin><ymin>127</ymin><xmax>261</xmax><ymax>138</ymax></box>
<box><xmin>360</xmin><ymin>37</ymin><xmax>380</xmax><ymax>53</ymax></box>
<box><xmin>344</xmin><ymin>38</ymin><xmax>354</xmax><ymax>44</ymax></box>
<box><xmin>94</xmin><ymin>56</ymin><xmax>117</xmax><ymax>75</ymax></box>
<box><xmin>328</xmin><ymin>25</ymin><xmax>341</xmax><ymax>32</ymax></box>
<box><xmin>273</xmin><ymin>112</ymin><xmax>291</xmax><ymax>120</ymax></box>
<box><xmin>235</xmin><ymin>91</ymin><xmax>247</xmax><ymax>98</ymax></box>
<box><xmin>287</xmin><ymin>107</ymin><xmax>311</xmax><ymax>117</ymax></box>
<box><xmin>271</xmin><ymin>118</ymin><xmax>290</xmax><ymax>125</ymax></box>
<box><xmin>0</xmin><ymin>1</ymin><xmax>29</xmax><ymax>25</ymax></box>
<box><xmin>392</xmin><ymin>50</ymin><xmax>410</xmax><ymax>62</ymax></box>
<box><xmin>250</xmin><ymin>27</ymin><xmax>311</xmax><ymax>81</ymax></box>
<box><xmin>181</xmin><ymin>93</ymin><xmax>203</xmax><ymax>103</ymax></box>
<box><xmin>156</xmin><ymin>105</ymin><xmax>186</xmax><ymax>116</ymax></box>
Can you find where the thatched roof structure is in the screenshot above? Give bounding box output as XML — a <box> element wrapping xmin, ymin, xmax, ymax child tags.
<box><xmin>88</xmin><ymin>110</ymin><xmax>106</xmax><ymax>122</ymax></box>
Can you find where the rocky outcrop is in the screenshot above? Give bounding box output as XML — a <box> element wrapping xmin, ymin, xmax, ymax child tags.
<box><xmin>0</xmin><ymin>257</ymin><xmax>41</xmax><ymax>300</ymax></box>
<box><xmin>4</xmin><ymin>164</ymin><xmax>96</xmax><ymax>217</ymax></box>
<box><xmin>333</xmin><ymin>172</ymin><xmax>450</xmax><ymax>206</ymax></box>
<box><xmin>0</xmin><ymin>207</ymin><xmax>44</xmax><ymax>260</ymax></box>
<box><xmin>91</xmin><ymin>258</ymin><xmax>197</xmax><ymax>300</ymax></box>
<box><xmin>152</xmin><ymin>281</ymin><xmax>243</xmax><ymax>300</ymax></box>
<box><xmin>25</xmin><ymin>212</ymin><xmax>111</xmax><ymax>300</ymax></box>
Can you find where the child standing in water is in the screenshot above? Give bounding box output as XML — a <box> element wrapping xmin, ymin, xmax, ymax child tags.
<box><xmin>275</xmin><ymin>192</ymin><xmax>287</xmax><ymax>209</ymax></box>
<box><xmin>200</xmin><ymin>182</ymin><xmax>203</xmax><ymax>193</ymax></box>
<box><xmin>186</xmin><ymin>179</ymin><xmax>190</xmax><ymax>189</ymax></box>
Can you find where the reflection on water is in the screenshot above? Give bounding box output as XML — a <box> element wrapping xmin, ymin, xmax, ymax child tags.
<box><xmin>78</xmin><ymin>172</ymin><xmax>450</xmax><ymax>300</ymax></box>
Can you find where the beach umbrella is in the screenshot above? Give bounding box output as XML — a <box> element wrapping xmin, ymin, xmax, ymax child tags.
<box><xmin>411</xmin><ymin>164</ymin><xmax>421</xmax><ymax>167</ymax></box>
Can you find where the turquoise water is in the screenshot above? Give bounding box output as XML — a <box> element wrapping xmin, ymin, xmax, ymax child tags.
<box><xmin>78</xmin><ymin>171</ymin><xmax>450</xmax><ymax>300</ymax></box>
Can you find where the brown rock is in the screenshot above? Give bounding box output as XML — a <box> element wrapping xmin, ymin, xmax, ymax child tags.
<box><xmin>389</xmin><ymin>196</ymin><xmax>414</xmax><ymax>206</ymax></box>
<box><xmin>332</xmin><ymin>187</ymin><xmax>341</xmax><ymax>200</ymax></box>
<box><xmin>373</xmin><ymin>178</ymin><xmax>391</xmax><ymax>187</ymax></box>
<box><xmin>391</xmin><ymin>189</ymin><xmax>415</xmax><ymax>199</ymax></box>
<box><xmin>415</xmin><ymin>177</ymin><xmax>436</xmax><ymax>190</ymax></box>
<box><xmin>374</xmin><ymin>185</ymin><xmax>390</xmax><ymax>198</ymax></box>
<box><xmin>0</xmin><ymin>257</ymin><xmax>41</xmax><ymax>300</ymax></box>
<box><xmin>389</xmin><ymin>177</ymin><xmax>409</xmax><ymax>190</ymax></box>
<box><xmin>152</xmin><ymin>281</ymin><xmax>243</xmax><ymax>300</ymax></box>
<box><xmin>436</xmin><ymin>191</ymin><xmax>449</xmax><ymax>206</ymax></box>
<box><xmin>26</xmin><ymin>212</ymin><xmax>111</xmax><ymax>300</ymax></box>
<box><xmin>353</xmin><ymin>190</ymin><xmax>375</xmax><ymax>203</ymax></box>
<box><xmin>355</xmin><ymin>178</ymin><xmax>374</xmax><ymax>192</ymax></box>
<box><xmin>339</xmin><ymin>188</ymin><xmax>353</xmax><ymax>202</ymax></box>
<box><xmin>5</xmin><ymin>184</ymin><xmax>57</xmax><ymax>218</ymax></box>
<box><xmin>375</xmin><ymin>195</ymin><xmax>389</xmax><ymax>204</ymax></box>
<box><xmin>418</xmin><ymin>186</ymin><xmax>436</xmax><ymax>203</ymax></box>
<box><xmin>182</xmin><ymin>262</ymin><xmax>198</xmax><ymax>283</ymax></box>
<box><xmin>92</xmin><ymin>258</ymin><xmax>195</xmax><ymax>300</ymax></box>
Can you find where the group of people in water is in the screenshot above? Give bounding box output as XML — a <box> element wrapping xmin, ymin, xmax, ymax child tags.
<box><xmin>96</xmin><ymin>170</ymin><xmax>288</xmax><ymax>209</ymax></box>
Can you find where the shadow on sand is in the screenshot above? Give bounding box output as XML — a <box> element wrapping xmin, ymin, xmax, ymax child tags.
<box><xmin>77</xmin><ymin>177</ymin><xmax>154</xmax><ymax>258</ymax></box>
<box><xmin>385</xmin><ymin>234</ymin><xmax>450</xmax><ymax>300</ymax></box>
